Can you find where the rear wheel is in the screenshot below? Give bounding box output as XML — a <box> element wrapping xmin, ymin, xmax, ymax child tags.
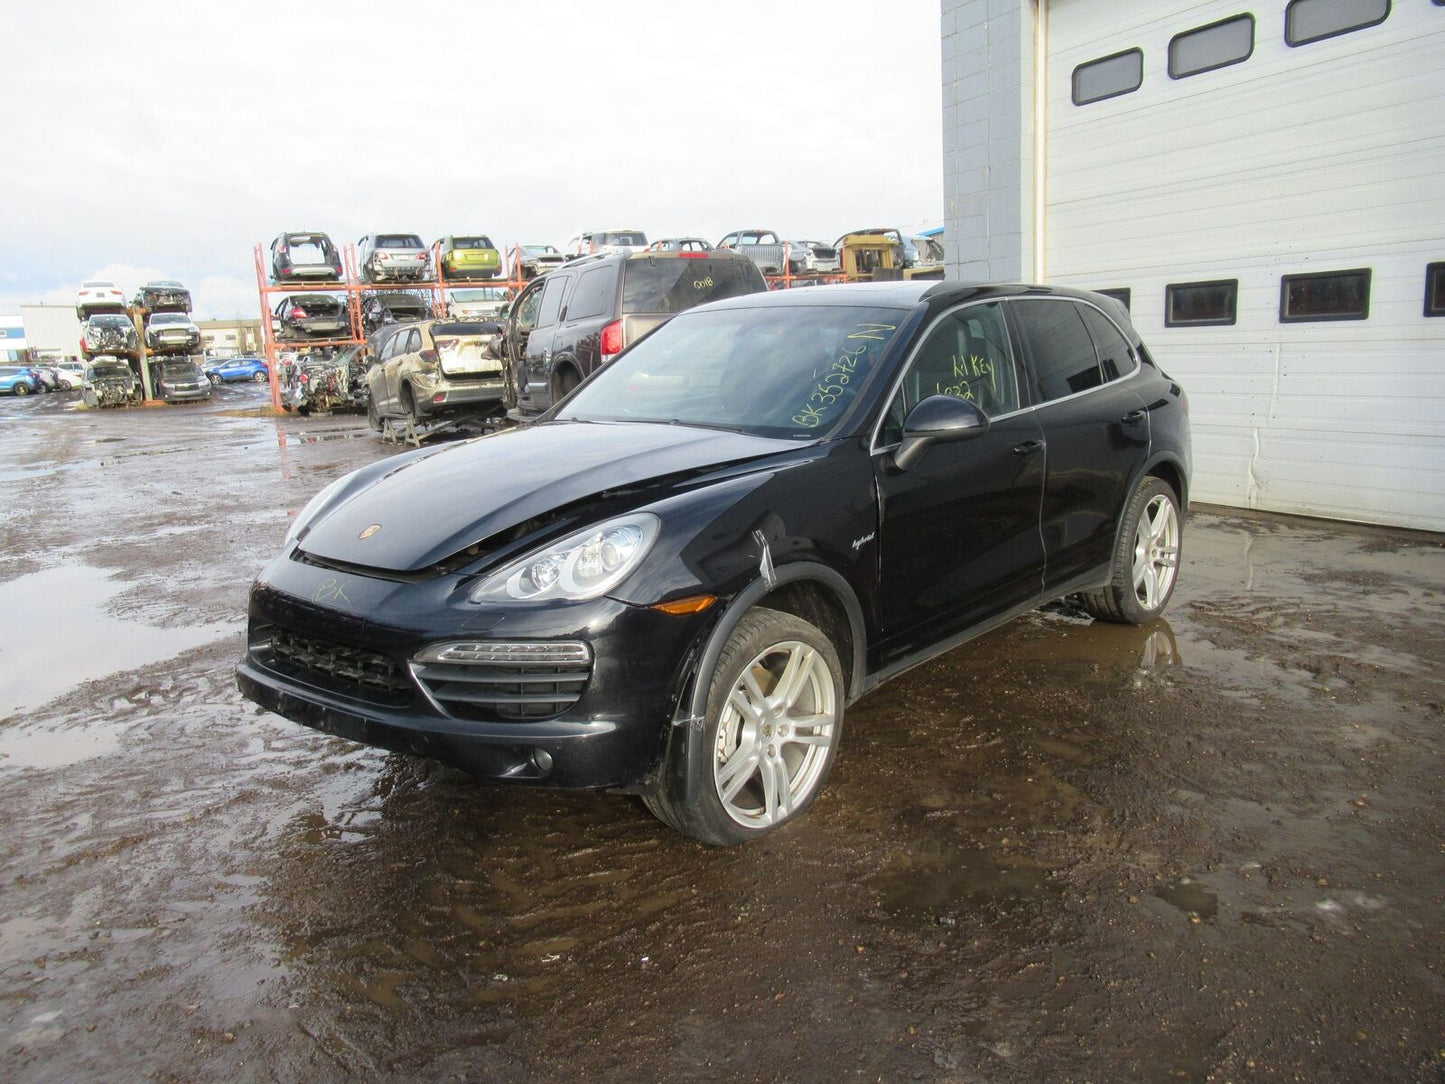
<box><xmin>646</xmin><ymin>607</ymin><xmax>844</xmax><ymax>845</ymax></box>
<box><xmin>13</xmin><ymin>384</ymin><xmax>30</xmax><ymax>397</ymax></box>
<box><xmin>208</xmin><ymin>374</ymin><xmax>222</xmax><ymax>386</ymax></box>
<box><xmin>1081</xmin><ymin>476</ymin><xmax>1182</xmax><ymax>625</ymax></box>
<box><xmin>252</xmin><ymin>371</ymin><xmax>266</xmax><ymax>383</ymax></box>
<box><xmin>552</xmin><ymin>367</ymin><xmax>580</xmax><ymax>404</ymax></box>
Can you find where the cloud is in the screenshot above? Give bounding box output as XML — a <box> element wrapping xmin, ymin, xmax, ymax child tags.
<box><xmin>0</xmin><ymin>1</ymin><xmax>943</xmax><ymax>320</ymax></box>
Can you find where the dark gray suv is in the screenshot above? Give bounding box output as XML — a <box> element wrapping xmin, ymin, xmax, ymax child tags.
<box><xmin>501</xmin><ymin>250</ymin><xmax>766</xmax><ymax>418</ymax></box>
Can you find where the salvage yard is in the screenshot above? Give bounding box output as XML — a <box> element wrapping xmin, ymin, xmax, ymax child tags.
<box><xmin>0</xmin><ymin>390</ymin><xmax>1441</xmax><ymax>1082</ymax></box>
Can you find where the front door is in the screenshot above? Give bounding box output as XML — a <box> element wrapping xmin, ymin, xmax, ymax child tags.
<box><xmin>874</xmin><ymin>301</ymin><xmax>1047</xmax><ymax>666</ymax></box>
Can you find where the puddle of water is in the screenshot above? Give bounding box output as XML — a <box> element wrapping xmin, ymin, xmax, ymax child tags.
<box><xmin>1155</xmin><ymin>877</ymin><xmax>1218</xmax><ymax>919</ymax></box>
<box><xmin>0</xmin><ymin>565</ymin><xmax>235</xmax><ymax>719</ymax></box>
<box><xmin>0</xmin><ymin>726</ymin><xmax>122</xmax><ymax>770</ymax></box>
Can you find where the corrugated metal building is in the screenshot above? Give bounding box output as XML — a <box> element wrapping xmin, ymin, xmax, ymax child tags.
<box><xmin>19</xmin><ymin>305</ymin><xmax>83</xmax><ymax>360</ymax></box>
<box><xmin>941</xmin><ymin>0</ymin><xmax>1444</xmax><ymax>531</ymax></box>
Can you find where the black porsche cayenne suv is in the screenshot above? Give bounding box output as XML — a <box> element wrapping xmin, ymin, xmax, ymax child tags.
<box><xmin>238</xmin><ymin>281</ymin><xmax>1190</xmax><ymax>845</ymax></box>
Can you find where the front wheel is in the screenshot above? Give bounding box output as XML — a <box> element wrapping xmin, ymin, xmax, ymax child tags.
<box><xmin>252</xmin><ymin>371</ymin><xmax>267</xmax><ymax>384</ymax></box>
<box><xmin>1081</xmin><ymin>476</ymin><xmax>1182</xmax><ymax>624</ymax></box>
<box><xmin>646</xmin><ymin>607</ymin><xmax>844</xmax><ymax>845</ymax></box>
<box><xmin>13</xmin><ymin>384</ymin><xmax>31</xmax><ymax>396</ymax></box>
<box><xmin>209</xmin><ymin>374</ymin><xmax>222</xmax><ymax>386</ymax></box>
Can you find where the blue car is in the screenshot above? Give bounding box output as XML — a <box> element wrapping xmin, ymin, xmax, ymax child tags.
<box><xmin>0</xmin><ymin>366</ymin><xmax>41</xmax><ymax>396</ymax></box>
<box><xmin>204</xmin><ymin>357</ymin><xmax>270</xmax><ymax>385</ymax></box>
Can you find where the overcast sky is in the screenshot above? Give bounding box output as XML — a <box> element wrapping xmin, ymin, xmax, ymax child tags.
<box><xmin>0</xmin><ymin>1</ymin><xmax>943</xmax><ymax>319</ymax></box>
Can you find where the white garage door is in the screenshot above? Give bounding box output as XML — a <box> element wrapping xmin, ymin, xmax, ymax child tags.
<box><xmin>1044</xmin><ymin>0</ymin><xmax>1445</xmax><ymax>531</ymax></box>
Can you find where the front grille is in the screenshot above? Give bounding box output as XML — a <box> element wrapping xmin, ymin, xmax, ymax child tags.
<box><xmin>413</xmin><ymin>642</ymin><xmax>592</xmax><ymax>722</ymax></box>
<box><xmin>262</xmin><ymin>627</ymin><xmax>413</xmax><ymax>705</ymax></box>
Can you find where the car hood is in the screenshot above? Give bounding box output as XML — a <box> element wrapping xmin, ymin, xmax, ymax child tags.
<box><xmin>298</xmin><ymin>421</ymin><xmax>802</xmax><ymax>573</ymax></box>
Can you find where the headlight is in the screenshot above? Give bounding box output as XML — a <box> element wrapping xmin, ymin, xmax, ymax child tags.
<box><xmin>283</xmin><ymin>473</ymin><xmax>352</xmax><ymax>547</ymax></box>
<box><xmin>468</xmin><ymin>513</ymin><xmax>659</xmax><ymax>603</ymax></box>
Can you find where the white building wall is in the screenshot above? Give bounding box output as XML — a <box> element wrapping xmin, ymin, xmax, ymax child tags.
<box><xmin>20</xmin><ymin>305</ymin><xmax>84</xmax><ymax>358</ymax></box>
<box><xmin>942</xmin><ymin>0</ymin><xmax>1445</xmax><ymax>531</ymax></box>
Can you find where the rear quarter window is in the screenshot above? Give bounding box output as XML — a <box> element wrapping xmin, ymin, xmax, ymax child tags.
<box><xmin>566</xmin><ymin>266</ymin><xmax>618</xmax><ymax>322</ymax></box>
<box><xmin>621</xmin><ymin>258</ymin><xmax>766</xmax><ymax>315</ymax></box>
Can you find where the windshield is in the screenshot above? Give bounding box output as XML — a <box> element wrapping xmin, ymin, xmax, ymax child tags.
<box><xmin>557</xmin><ymin>304</ymin><xmax>907</xmax><ymax>440</ymax></box>
<box><xmin>525</xmin><ymin>245</ymin><xmax>559</xmax><ymax>256</ymax></box>
<box><xmin>150</xmin><ymin>314</ymin><xmax>188</xmax><ymax>326</ymax></box>
<box><xmin>453</xmin><ymin>237</ymin><xmax>495</xmax><ymax>250</ymax></box>
<box><xmin>90</xmin><ymin>362</ymin><xmax>130</xmax><ymax>378</ymax></box>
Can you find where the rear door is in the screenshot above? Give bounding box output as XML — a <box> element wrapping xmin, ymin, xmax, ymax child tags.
<box><xmin>1005</xmin><ymin>298</ymin><xmax>1149</xmax><ymax>589</ymax></box>
<box><xmin>552</xmin><ymin>263</ymin><xmax>618</xmax><ymax>381</ymax></box>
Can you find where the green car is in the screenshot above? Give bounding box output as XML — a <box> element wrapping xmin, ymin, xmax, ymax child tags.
<box><xmin>437</xmin><ymin>235</ymin><xmax>502</xmax><ymax>280</ymax></box>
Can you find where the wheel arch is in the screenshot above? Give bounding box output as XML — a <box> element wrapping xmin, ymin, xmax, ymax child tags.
<box><xmin>685</xmin><ymin>562</ymin><xmax>868</xmax><ymax>724</ymax></box>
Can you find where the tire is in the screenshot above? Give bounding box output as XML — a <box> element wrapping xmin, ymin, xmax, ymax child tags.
<box><xmin>552</xmin><ymin>367</ymin><xmax>580</xmax><ymax>404</ymax></box>
<box><xmin>400</xmin><ymin>384</ymin><xmax>419</xmax><ymax>422</ymax></box>
<box><xmin>252</xmin><ymin>371</ymin><xmax>267</xmax><ymax>383</ymax></box>
<box><xmin>209</xmin><ymin>374</ymin><xmax>222</xmax><ymax>386</ymax></box>
<box><xmin>1081</xmin><ymin>476</ymin><xmax>1182</xmax><ymax>625</ymax></box>
<box><xmin>645</xmin><ymin>607</ymin><xmax>844</xmax><ymax>845</ymax></box>
<box><xmin>366</xmin><ymin>399</ymin><xmax>383</xmax><ymax>432</ymax></box>
<box><xmin>13</xmin><ymin>384</ymin><xmax>30</xmax><ymax>397</ymax></box>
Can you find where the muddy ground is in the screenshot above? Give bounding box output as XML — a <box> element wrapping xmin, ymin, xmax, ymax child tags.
<box><xmin>0</xmin><ymin>387</ymin><xmax>1440</xmax><ymax>1083</ymax></box>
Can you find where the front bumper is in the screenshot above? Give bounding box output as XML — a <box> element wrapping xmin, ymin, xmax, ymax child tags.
<box><xmin>158</xmin><ymin>383</ymin><xmax>213</xmax><ymax>401</ymax></box>
<box><xmin>236</xmin><ymin>556</ymin><xmax>715</xmax><ymax>788</ymax></box>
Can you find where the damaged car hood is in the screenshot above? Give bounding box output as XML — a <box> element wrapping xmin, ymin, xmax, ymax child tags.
<box><xmin>297</xmin><ymin>421</ymin><xmax>803</xmax><ymax>573</ymax></box>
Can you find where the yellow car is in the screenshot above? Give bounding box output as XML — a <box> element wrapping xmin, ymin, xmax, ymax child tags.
<box><xmin>437</xmin><ymin>235</ymin><xmax>502</xmax><ymax>280</ymax></box>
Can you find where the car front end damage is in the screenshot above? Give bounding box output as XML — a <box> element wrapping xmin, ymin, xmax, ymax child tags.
<box><xmin>237</xmin><ymin>562</ymin><xmax>709</xmax><ymax>788</ymax></box>
<box><xmin>282</xmin><ymin>351</ymin><xmax>367</xmax><ymax>414</ymax></box>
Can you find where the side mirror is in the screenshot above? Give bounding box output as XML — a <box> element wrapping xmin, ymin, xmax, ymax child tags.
<box><xmin>892</xmin><ymin>394</ymin><xmax>990</xmax><ymax>471</ymax></box>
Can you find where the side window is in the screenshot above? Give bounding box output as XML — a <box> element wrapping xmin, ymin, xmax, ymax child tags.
<box><xmin>1078</xmin><ymin>305</ymin><xmax>1135</xmax><ymax>381</ymax></box>
<box><xmin>406</xmin><ymin>329</ymin><xmax>421</xmax><ymax>353</ymax></box>
<box><xmin>567</xmin><ymin>266</ymin><xmax>619</xmax><ymax>321</ymax></box>
<box><xmin>879</xmin><ymin>302</ymin><xmax>1018</xmax><ymax>445</ymax></box>
<box><xmin>536</xmin><ymin>275</ymin><xmax>570</xmax><ymax>328</ymax></box>
<box><xmin>513</xmin><ymin>281</ymin><xmax>545</xmax><ymax>334</ymax></box>
<box><xmin>1012</xmin><ymin>300</ymin><xmax>1103</xmax><ymax>403</ymax></box>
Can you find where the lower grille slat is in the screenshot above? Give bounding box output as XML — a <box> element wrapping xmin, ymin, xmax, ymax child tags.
<box><xmin>260</xmin><ymin>627</ymin><xmax>413</xmax><ymax>706</ymax></box>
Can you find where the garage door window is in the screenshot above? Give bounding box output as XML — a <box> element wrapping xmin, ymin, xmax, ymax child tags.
<box><xmin>1426</xmin><ymin>264</ymin><xmax>1445</xmax><ymax>317</ymax></box>
<box><xmin>1072</xmin><ymin>48</ymin><xmax>1143</xmax><ymax>106</ymax></box>
<box><xmin>1165</xmin><ymin>280</ymin><xmax>1238</xmax><ymax>327</ymax></box>
<box><xmin>1280</xmin><ymin>268</ymin><xmax>1371</xmax><ymax>322</ymax></box>
<box><xmin>1169</xmin><ymin>14</ymin><xmax>1255</xmax><ymax>78</ymax></box>
<box><xmin>1012</xmin><ymin>300</ymin><xmax>1102</xmax><ymax>402</ymax></box>
<box><xmin>1285</xmin><ymin>0</ymin><xmax>1390</xmax><ymax>47</ymax></box>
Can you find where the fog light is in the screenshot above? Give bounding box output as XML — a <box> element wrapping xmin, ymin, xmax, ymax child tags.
<box><xmin>532</xmin><ymin>748</ymin><xmax>553</xmax><ymax>773</ymax></box>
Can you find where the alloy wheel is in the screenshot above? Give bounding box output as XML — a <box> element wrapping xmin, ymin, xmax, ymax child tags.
<box><xmin>712</xmin><ymin>640</ymin><xmax>838</xmax><ymax>828</ymax></box>
<box><xmin>1131</xmin><ymin>494</ymin><xmax>1180</xmax><ymax>610</ymax></box>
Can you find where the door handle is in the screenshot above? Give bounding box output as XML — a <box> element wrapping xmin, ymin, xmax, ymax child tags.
<box><xmin>1121</xmin><ymin>409</ymin><xmax>1146</xmax><ymax>423</ymax></box>
<box><xmin>1011</xmin><ymin>439</ymin><xmax>1044</xmax><ymax>457</ymax></box>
